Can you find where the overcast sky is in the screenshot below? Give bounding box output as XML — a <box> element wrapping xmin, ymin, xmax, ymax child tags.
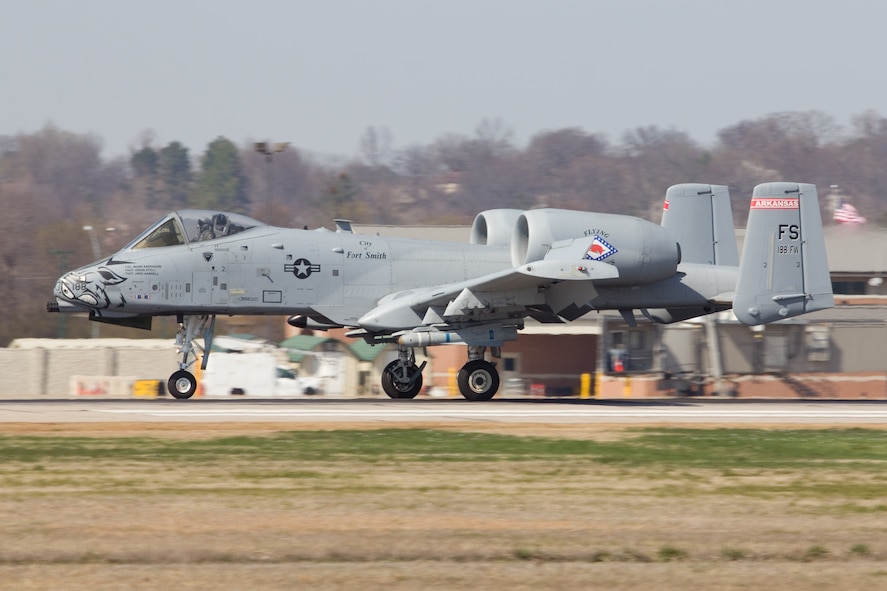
<box><xmin>2</xmin><ymin>0</ymin><xmax>884</xmax><ymax>160</ymax></box>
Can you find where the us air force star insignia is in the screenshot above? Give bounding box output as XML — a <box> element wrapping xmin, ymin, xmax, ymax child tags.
<box><xmin>285</xmin><ymin>258</ymin><xmax>321</xmax><ymax>279</ymax></box>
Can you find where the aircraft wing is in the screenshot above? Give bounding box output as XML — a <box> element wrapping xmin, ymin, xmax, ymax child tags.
<box><xmin>357</xmin><ymin>256</ymin><xmax>618</xmax><ymax>332</ymax></box>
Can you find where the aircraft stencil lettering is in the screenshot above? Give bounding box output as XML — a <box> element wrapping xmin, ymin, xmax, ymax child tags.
<box><xmin>49</xmin><ymin>183</ymin><xmax>834</xmax><ymax>400</ymax></box>
<box><xmin>778</xmin><ymin>224</ymin><xmax>800</xmax><ymax>240</ymax></box>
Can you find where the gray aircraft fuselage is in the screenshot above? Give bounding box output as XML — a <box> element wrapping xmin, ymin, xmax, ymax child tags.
<box><xmin>55</xmin><ymin>211</ymin><xmax>735</xmax><ymax>330</ymax></box>
<box><xmin>50</xmin><ymin>182</ymin><xmax>835</xmax><ymax>401</ymax></box>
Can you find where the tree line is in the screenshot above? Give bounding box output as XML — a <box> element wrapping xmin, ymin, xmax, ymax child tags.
<box><xmin>2</xmin><ymin>109</ymin><xmax>887</xmax><ymax>344</ymax></box>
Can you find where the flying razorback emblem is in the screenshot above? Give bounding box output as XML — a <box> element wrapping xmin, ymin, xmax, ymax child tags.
<box><xmin>584</xmin><ymin>235</ymin><xmax>617</xmax><ymax>261</ymax></box>
<box><xmin>285</xmin><ymin>258</ymin><xmax>321</xmax><ymax>279</ymax></box>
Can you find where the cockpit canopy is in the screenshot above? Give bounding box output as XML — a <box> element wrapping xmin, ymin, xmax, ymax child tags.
<box><xmin>126</xmin><ymin>210</ymin><xmax>264</xmax><ymax>249</ymax></box>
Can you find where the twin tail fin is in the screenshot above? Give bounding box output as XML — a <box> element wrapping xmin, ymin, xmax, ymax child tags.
<box><xmin>733</xmin><ymin>182</ymin><xmax>833</xmax><ymax>325</ymax></box>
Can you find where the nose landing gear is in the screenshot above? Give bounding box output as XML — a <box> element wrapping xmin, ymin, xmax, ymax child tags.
<box><xmin>168</xmin><ymin>369</ymin><xmax>198</xmax><ymax>399</ymax></box>
<box><xmin>167</xmin><ymin>314</ymin><xmax>215</xmax><ymax>400</ymax></box>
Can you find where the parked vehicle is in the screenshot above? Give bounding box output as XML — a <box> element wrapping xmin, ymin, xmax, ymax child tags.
<box><xmin>200</xmin><ymin>351</ymin><xmax>320</xmax><ymax>397</ymax></box>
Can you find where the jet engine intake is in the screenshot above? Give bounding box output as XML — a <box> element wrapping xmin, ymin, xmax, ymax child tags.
<box><xmin>511</xmin><ymin>209</ymin><xmax>680</xmax><ymax>285</ymax></box>
<box><xmin>470</xmin><ymin>209</ymin><xmax>523</xmax><ymax>246</ymax></box>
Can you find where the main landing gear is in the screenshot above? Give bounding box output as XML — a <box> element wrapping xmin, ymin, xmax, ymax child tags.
<box><xmin>381</xmin><ymin>345</ymin><xmax>500</xmax><ymax>401</ymax></box>
<box><xmin>458</xmin><ymin>358</ymin><xmax>500</xmax><ymax>401</ymax></box>
<box><xmin>167</xmin><ymin>314</ymin><xmax>215</xmax><ymax>400</ymax></box>
<box><xmin>381</xmin><ymin>349</ymin><xmax>426</xmax><ymax>399</ymax></box>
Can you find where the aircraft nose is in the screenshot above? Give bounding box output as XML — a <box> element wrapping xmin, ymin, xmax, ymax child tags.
<box><xmin>54</xmin><ymin>269</ymin><xmax>101</xmax><ymax>307</ymax></box>
<box><xmin>54</xmin><ymin>272</ymin><xmax>78</xmax><ymax>301</ymax></box>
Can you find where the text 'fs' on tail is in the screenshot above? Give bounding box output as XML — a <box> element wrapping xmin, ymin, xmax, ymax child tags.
<box><xmin>733</xmin><ymin>182</ymin><xmax>834</xmax><ymax>325</ymax></box>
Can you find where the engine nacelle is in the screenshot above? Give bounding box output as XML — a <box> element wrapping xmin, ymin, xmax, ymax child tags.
<box><xmin>511</xmin><ymin>209</ymin><xmax>680</xmax><ymax>285</ymax></box>
<box><xmin>470</xmin><ymin>209</ymin><xmax>523</xmax><ymax>246</ymax></box>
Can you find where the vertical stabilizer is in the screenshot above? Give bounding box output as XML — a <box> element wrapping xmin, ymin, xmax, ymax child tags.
<box><xmin>733</xmin><ymin>182</ymin><xmax>834</xmax><ymax>325</ymax></box>
<box><xmin>661</xmin><ymin>184</ymin><xmax>738</xmax><ymax>266</ymax></box>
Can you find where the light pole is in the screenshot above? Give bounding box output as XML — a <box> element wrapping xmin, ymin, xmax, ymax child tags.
<box><xmin>51</xmin><ymin>249</ymin><xmax>73</xmax><ymax>338</ymax></box>
<box><xmin>254</xmin><ymin>142</ymin><xmax>289</xmax><ymax>342</ymax></box>
<box><xmin>83</xmin><ymin>225</ymin><xmax>117</xmax><ymax>261</ymax></box>
<box><xmin>254</xmin><ymin>141</ymin><xmax>289</xmax><ymax>211</ymax></box>
<box><xmin>829</xmin><ymin>185</ymin><xmax>841</xmax><ymax>223</ymax></box>
<box><xmin>83</xmin><ymin>225</ymin><xmax>100</xmax><ymax>261</ymax></box>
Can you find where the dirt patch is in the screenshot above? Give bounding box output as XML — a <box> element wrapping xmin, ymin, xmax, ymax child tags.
<box><xmin>0</xmin><ymin>421</ymin><xmax>653</xmax><ymax>440</ymax></box>
<box><xmin>5</xmin><ymin>562</ymin><xmax>885</xmax><ymax>591</ymax></box>
<box><xmin>5</xmin><ymin>420</ymin><xmax>885</xmax><ymax>440</ymax></box>
<box><xmin>2</xmin><ymin>422</ymin><xmax>887</xmax><ymax>590</ymax></box>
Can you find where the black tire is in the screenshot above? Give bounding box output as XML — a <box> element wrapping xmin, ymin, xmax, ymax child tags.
<box><xmin>457</xmin><ymin>360</ymin><xmax>500</xmax><ymax>401</ymax></box>
<box><xmin>168</xmin><ymin>370</ymin><xmax>197</xmax><ymax>400</ymax></box>
<box><xmin>381</xmin><ymin>360</ymin><xmax>423</xmax><ymax>399</ymax></box>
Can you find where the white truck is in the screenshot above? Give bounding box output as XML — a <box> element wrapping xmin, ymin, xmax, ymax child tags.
<box><xmin>199</xmin><ymin>351</ymin><xmax>319</xmax><ymax>397</ymax></box>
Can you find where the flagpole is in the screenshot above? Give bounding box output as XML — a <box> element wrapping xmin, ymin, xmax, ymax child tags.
<box><xmin>829</xmin><ymin>184</ymin><xmax>841</xmax><ymax>225</ymax></box>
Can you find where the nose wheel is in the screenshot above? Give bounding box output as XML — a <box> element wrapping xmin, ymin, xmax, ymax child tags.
<box><xmin>167</xmin><ymin>314</ymin><xmax>215</xmax><ymax>400</ymax></box>
<box><xmin>168</xmin><ymin>370</ymin><xmax>198</xmax><ymax>400</ymax></box>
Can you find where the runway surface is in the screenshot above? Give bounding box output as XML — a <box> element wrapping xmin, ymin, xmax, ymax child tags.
<box><xmin>2</xmin><ymin>398</ymin><xmax>887</xmax><ymax>427</ymax></box>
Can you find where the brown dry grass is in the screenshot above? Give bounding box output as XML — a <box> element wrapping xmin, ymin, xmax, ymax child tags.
<box><xmin>1</xmin><ymin>422</ymin><xmax>886</xmax><ymax>590</ymax></box>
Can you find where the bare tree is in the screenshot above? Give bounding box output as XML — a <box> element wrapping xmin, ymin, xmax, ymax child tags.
<box><xmin>359</xmin><ymin>126</ymin><xmax>394</xmax><ymax>168</ymax></box>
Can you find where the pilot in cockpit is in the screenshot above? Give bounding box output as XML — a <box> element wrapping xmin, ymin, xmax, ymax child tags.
<box><xmin>196</xmin><ymin>213</ymin><xmax>246</xmax><ymax>241</ymax></box>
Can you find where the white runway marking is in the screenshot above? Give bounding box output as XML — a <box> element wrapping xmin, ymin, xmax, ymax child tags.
<box><xmin>82</xmin><ymin>403</ymin><xmax>887</xmax><ymax>424</ymax></box>
<box><xmin>92</xmin><ymin>407</ymin><xmax>887</xmax><ymax>419</ymax></box>
<box><xmin>2</xmin><ymin>400</ymin><xmax>887</xmax><ymax>425</ymax></box>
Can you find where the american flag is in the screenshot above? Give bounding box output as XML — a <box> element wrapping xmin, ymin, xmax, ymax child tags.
<box><xmin>834</xmin><ymin>200</ymin><xmax>866</xmax><ymax>224</ymax></box>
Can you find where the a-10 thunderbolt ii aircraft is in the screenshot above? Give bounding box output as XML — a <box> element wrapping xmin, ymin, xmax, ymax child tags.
<box><xmin>48</xmin><ymin>181</ymin><xmax>833</xmax><ymax>400</ymax></box>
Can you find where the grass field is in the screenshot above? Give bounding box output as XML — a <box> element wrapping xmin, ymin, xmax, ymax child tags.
<box><xmin>2</xmin><ymin>427</ymin><xmax>887</xmax><ymax>590</ymax></box>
